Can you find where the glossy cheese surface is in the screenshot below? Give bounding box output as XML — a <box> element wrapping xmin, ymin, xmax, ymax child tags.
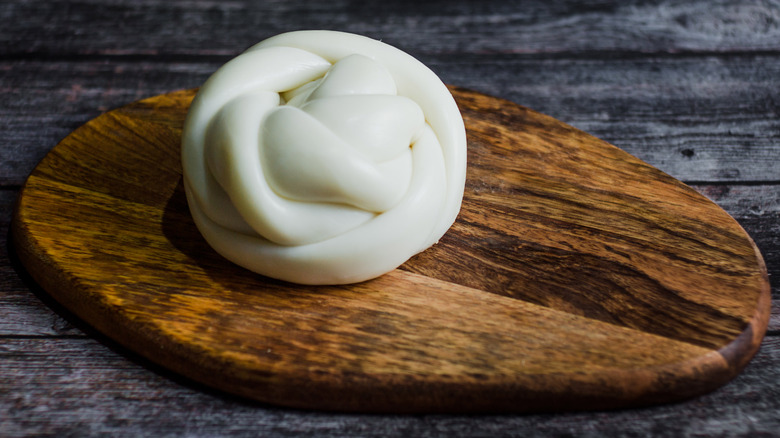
<box><xmin>181</xmin><ymin>31</ymin><xmax>467</xmax><ymax>284</ymax></box>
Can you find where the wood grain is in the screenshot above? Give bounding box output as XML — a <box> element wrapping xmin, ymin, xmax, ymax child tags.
<box><xmin>1</xmin><ymin>336</ymin><xmax>780</xmax><ymax>436</ymax></box>
<box><xmin>6</xmin><ymin>182</ymin><xmax>777</xmax><ymax>338</ymax></box>
<box><xmin>11</xmin><ymin>88</ymin><xmax>771</xmax><ymax>413</ymax></box>
<box><xmin>4</xmin><ymin>0</ymin><xmax>779</xmax><ymax>56</ymax></box>
<box><xmin>1</xmin><ymin>335</ymin><xmax>777</xmax><ymax>436</ymax></box>
<box><xmin>5</xmin><ymin>54</ymin><xmax>780</xmax><ymax>185</ymax></box>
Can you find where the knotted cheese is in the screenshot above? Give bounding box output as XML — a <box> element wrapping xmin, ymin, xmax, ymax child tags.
<box><xmin>182</xmin><ymin>30</ymin><xmax>466</xmax><ymax>284</ymax></box>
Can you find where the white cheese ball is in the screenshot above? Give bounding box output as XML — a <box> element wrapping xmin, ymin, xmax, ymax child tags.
<box><xmin>181</xmin><ymin>30</ymin><xmax>467</xmax><ymax>285</ymax></box>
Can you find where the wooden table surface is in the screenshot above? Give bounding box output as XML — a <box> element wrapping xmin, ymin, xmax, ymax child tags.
<box><xmin>1</xmin><ymin>1</ymin><xmax>778</xmax><ymax>436</ymax></box>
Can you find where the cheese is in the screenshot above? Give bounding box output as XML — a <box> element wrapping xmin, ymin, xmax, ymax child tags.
<box><xmin>181</xmin><ymin>30</ymin><xmax>466</xmax><ymax>285</ymax></box>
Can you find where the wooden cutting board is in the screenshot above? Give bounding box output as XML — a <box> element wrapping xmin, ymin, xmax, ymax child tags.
<box><xmin>12</xmin><ymin>87</ymin><xmax>770</xmax><ymax>413</ymax></box>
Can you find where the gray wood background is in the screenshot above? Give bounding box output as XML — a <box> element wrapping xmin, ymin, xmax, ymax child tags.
<box><xmin>1</xmin><ymin>0</ymin><xmax>778</xmax><ymax>436</ymax></box>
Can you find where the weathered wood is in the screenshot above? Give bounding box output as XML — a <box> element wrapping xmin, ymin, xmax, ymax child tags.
<box><xmin>0</xmin><ymin>60</ymin><xmax>219</xmax><ymax>186</ymax></box>
<box><xmin>1</xmin><ymin>0</ymin><xmax>778</xmax><ymax>432</ymax></box>
<box><xmin>2</xmin><ymin>55</ymin><xmax>779</xmax><ymax>185</ymax></box>
<box><xmin>11</xmin><ymin>88</ymin><xmax>770</xmax><ymax>412</ymax></box>
<box><xmin>2</xmin><ymin>0</ymin><xmax>779</xmax><ymax>56</ymax></box>
<box><xmin>434</xmin><ymin>54</ymin><xmax>780</xmax><ymax>183</ymax></box>
<box><xmin>0</xmin><ymin>190</ymin><xmax>80</xmax><ymax>336</ymax></box>
<box><xmin>695</xmin><ymin>185</ymin><xmax>780</xmax><ymax>214</ymax></box>
<box><xmin>1</xmin><ymin>336</ymin><xmax>779</xmax><ymax>436</ymax></box>
<box><xmin>0</xmin><ymin>266</ymin><xmax>81</xmax><ymax>336</ymax></box>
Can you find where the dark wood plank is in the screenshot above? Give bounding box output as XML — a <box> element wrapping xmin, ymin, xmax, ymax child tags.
<box><xmin>0</xmin><ymin>60</ymin><xmax>220</xmax><ymax>186</ymax></box>
<box><xmin>1</xmin><ymin>0</ymin><xmax>778</xmax><ymax>432</ymax></box>
<box><xmin>11</xmin><ymin>88</ymin><xmax>770</xmax><ymax>412</ymax></box>
<box><xmin>1</xmin><ymin>190</ymin><xmax>81</xmax><ymax>336</ymax></box>
<box><xmin>1</xmin><ymin>336</ymin><xmax>779</xmax><ymax>436</ymax></box>
<box><xmin>3</xmin><ymin>0</ymin><xmax>779</xmax><ymax>56</ymax></box>
<box><xmin>0</xmin><ymin>272</ymin><xmax>81</xmax><ymax>337</ymax></box>
<box><xmin>433</xmin><ymin>54</ymin><xmax>780</xmax><ymax>183</ymax></box>
<box><xmin>2</xmin><ymin>55</ymin><xmax>779</xmax><ymax>185</ymax></box>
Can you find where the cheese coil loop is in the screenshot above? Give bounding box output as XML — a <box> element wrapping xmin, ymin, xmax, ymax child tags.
<box><xmin>182</xmin><ymin>30</ymin><xmax>467</xmax><ymax>285</ymax></box>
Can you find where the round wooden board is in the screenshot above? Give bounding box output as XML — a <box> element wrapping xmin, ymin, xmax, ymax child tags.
<box><xmin>12</xmin><ymin>88</ymin><xmax>770</xmax><ymax>413</ymax></box>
